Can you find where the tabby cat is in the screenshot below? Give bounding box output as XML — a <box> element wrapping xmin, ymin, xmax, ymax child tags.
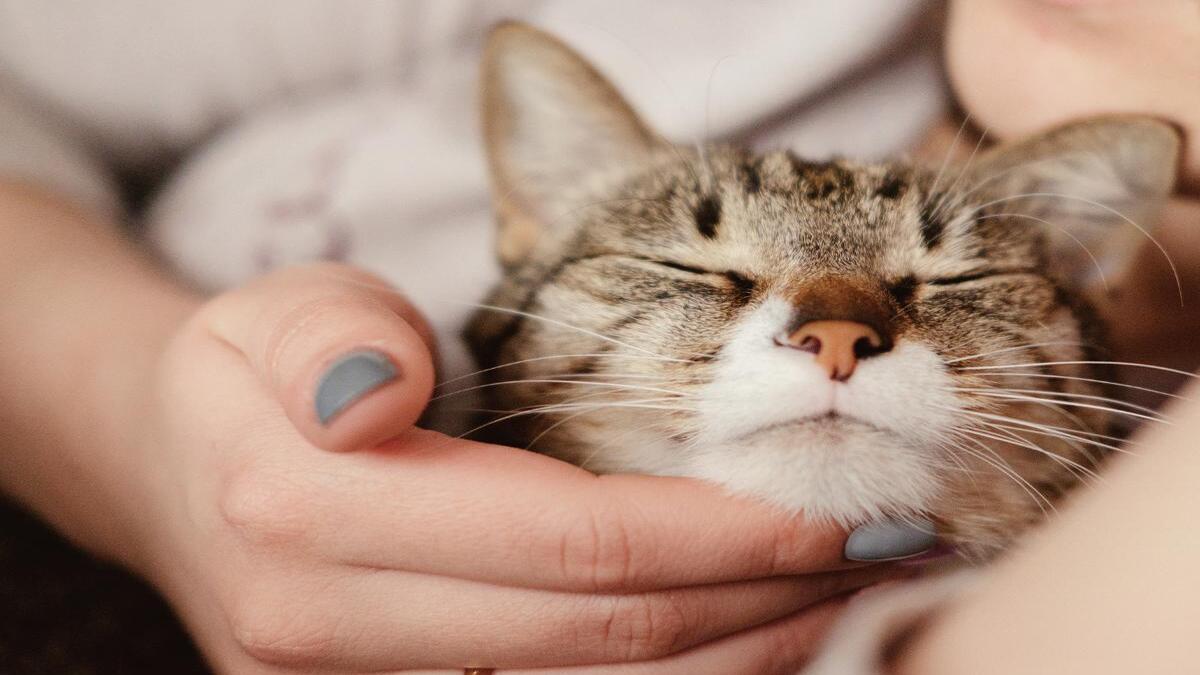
<box><xmin>465</xmin><ymin>22</ymin><xmax>1179</xmax><ymax>559</ymax></box>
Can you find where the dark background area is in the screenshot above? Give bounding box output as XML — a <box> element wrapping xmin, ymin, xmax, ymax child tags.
<box><xmin>0</xmin><ymin>498</ymin><xmax>208</xmax><ymax>674</ymax></box>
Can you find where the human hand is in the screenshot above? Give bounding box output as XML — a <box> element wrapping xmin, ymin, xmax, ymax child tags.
<box><xmin>126</xmin><ymin>263</ymin><xmax>912</xmax><ymax>674</ymax></box>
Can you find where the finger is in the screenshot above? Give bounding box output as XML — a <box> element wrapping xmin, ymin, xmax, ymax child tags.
<box><xmin>241</xmin><ymin>428</ymin><xmax>865</xmax><ymax>592</ymax></box>
<box><xmin>217</xmin><ymin>564</ymin><xmax>903</xmax><ymax>671</ymax></box>
<box><xmin>202</xmin><ymin>263</ymin><xmax>437</xmax><ymax>452</ymax></box>
<box><xmin>498</xmin><ymin>595</ymin><xmax>852</xmax><ymax>675</ymax></box>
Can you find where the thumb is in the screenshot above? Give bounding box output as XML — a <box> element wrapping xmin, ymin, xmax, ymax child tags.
<box><xmin>204</xmin><ymin>263</ymin><xmax>437</xmax><ymax>452</ymax></box>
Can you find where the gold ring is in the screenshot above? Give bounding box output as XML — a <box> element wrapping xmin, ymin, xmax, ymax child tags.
<box><xmin>464</xmin><ymin>669</ymin><xmax>494</xmax><ymax>675</ymax></box>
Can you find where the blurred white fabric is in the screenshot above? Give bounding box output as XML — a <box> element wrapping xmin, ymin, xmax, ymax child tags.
<box><xmin>0</xmin><ymin>0</ymin><xmax>946</xmax><ymax>394</ymax></box>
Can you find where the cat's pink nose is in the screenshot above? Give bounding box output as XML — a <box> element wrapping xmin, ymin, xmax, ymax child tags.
<box><xmin>782</xmin><ymin>320</ymin><xmax>885</xmax><ymax>381</ymax></box>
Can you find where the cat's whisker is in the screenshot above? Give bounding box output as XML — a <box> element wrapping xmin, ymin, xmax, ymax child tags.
<box><xmin>1002</xmin><ymin>396</ymin><xmax>1104</xmax><ymax>451</ymax></box>
<box><xmin>976</xmin><ymin>418</ymin><xmax>1128</xmax><ymax>459</ymax></box>
<box><xmin>940</xmin><ymin>441</ymin><xmax>978</xmax><ymax>477</ymax></box>
<box><xmin>298</xmin><ymin>270</ymin><xmax>702</xmax><ymax>380</ymax></box>
<box><xmin>959</xmin><ymin>360</ymin><xmax>1199</xmax><ymax>380</ymax></box>
<box><xmin>975</xmin><ymin>386</ymin><xmax>1165</xmax><ymax>420</ymax></box>
<box><xmin>929</xmin><ymin>432</ymin><xmax>984</xmax><ymax>490</ymax></box>
<box><xmin>522</xmin><ymin>398</ymin><xmax>675</xmax><ymax>452</ymax></box>
<box><xmin>457</xmin><ymin>395</ymin><xmax>689</xmax><ymax>416</ymax></box>
<box><xmin>940</xmin><ymin>151</ymin><xmax>1107</xmax><ymax>219</ymax></box>
<box><xmin>1004</xmin><ymin>398</ymin><xmax>1113</xmax><ymax>458</ymax></box>
<box><xmin>923</xmin><ymin>114</ymin><xmax>972</xmax><ymax>213</ymax></box>
<box><xmin>545</xmin><ymin>372</ymin><xmax>678</xmax><ymax>382</ymax></box>
<box><xmin>993</xmin><ymin>418</ymin><xmax>1130</xmax><ymax>470</ymax></box>
<box><xmin>455</xmin><ymin>406</ymin><xmax>553</xmax><ymax>442</ymax></box>
<box><xmin>463</xmin><ymin>302</ymin><xmax>703</xmax><ymax>361</ymax></box>
<box><xmin>953</xmin><ymin>432</ymin><xmax>1054</xmax><ymax>507</ymax></box>
<box><xmin>487</xmin><ymin>372</ymin><xmax>683</xmax><ymax>390</ymax></box>
<box><xmin>952</xmin><ymin>386</ymin><xmax>1167</xmax><ymax>420</ymax></box>
<box><xmin>297</xmin><ymin>266</ymin><xmax>682</xmax><ymax>362</ymax></box>
<box><xmin>946</xmin><ymin>431</ymin><xmax>1055</xmax><ymax>514</ymax></box>
<box><xmin>965</xmin><ymin>391</ymin><xmax>1164</xmax><ymax>424</ymax></box>
<box><xmin>931</xmin><ymin>126</ymin><xmax>989</xmax><ymax>222</ymax></box>
<box><xmin>575</xmin><ymin>417</ymin><xmax>675</xmax><ymax>473</ymax></box>
<box><xmin>963</xmin><ymin>191</ymin><xmax>1183</xmax><ymax>305</ymax></box>
<box><xmin>967</xmin><ymin>371</ymin><xmax>1191</xmax><ymax>401</ymax></box>
<box><xmin>647</xmin><ymin>140</ymin><xmax>709</xmax><ymax>200</ymax></box>
<box><xmin>432</xmin><ymin>378</ymin><xmax>694</xmax><ymax>404</ymax></box>
<box><xmin>456</xmin><ymin>397</ymin><xmax>696</xmax><ymax>441</ymax></box>
<box><xmin>503</xmin><ymin>392</ymin><xmax>695</xmax><ymax>412</ymax></box>
<box><xmin>958</xmin><ymin>426</ymin><xmax>1101</xmax><ymax>483</ymax></box>
<box><xmin>435</xmin><ymin>353</ymin><xmax>691</xmax><ymax>390</ymax></box>
<box><xmin>526</xmin><ymin>410</ymin><xmax>586</xmax><ymax>451</ymax></box>
<box><xmin>948</xmin><ymin>401</ymin><xmax>1089</xmax><ymax>433</ymax></box>
<box><xmin>943</xmin><ymin>341</ymin><xmax>1093</xmax><ymax>365</ymax></box>
<box><xmin>947</xmin><ymin>436</ymin><xmax>1041</xmax><ymax>508</ymax></box>
<box><xmin>921</xmin><ymin>454</ymin><xmax>978</xmax><ymax>476</ymax></box>
<box><xmin>519</xmin><ymin>402</ymin><xmax>698</xmax><ymax>418</ymax></box>
<box><xmin>975</xmin><ymin>212</ymin><xmax>1111</xmax><ymax>292</ymax></box>
<box><xmin>533</xmin><ymin>397</ymin><xmax>697</xmax><ymax>410</ymax></box>
<box><xmin>948</xmin><ymin>405</ymin><xmax>1134</xmax><ymax>447</ymax></box>
<box><xmin>562</xmin><ymin>386</ymin><xmax>704</xmax><ymax>469</ymax></box>
<box><xmin>974</xmin><ymin>417</ymin><xmax>1104</xmax><ymax>466</ymax></box>
<box><xmin>548</xmin><ymin>386</ymin><xmax>659</xmax><ymax>410</ymax></box>
<box><xmin>547</xmin><ymin>386</ymin><xmax>697</xmax><ymax>415</ymax></box>
<box><xmin>697</xmin><ymin>55</ymin><xmax>735</xmax><ymax>188</ymax></box>
<box><xmin>944</xmin><ymin>407</ymin><xmax>1136</xmax><ymax>460</ymax></box>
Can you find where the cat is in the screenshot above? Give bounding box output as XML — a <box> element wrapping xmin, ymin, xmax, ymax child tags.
<box><xmin>464</xmin><ymin>22</ymin><xmax>1180</xmax><ymax>560</ymax></box>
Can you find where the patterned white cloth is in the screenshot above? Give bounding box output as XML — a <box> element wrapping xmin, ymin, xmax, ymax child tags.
<box><xmin>0</xmin><ymin>0</ymin><xmax>945</xmax><ymax>395</ymax></box>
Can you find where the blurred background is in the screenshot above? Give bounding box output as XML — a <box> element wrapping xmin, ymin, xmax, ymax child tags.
<box><xmin>0</xmin><ymin>3</ymin><xmax>943</xmax><ymax>667</ymax></box>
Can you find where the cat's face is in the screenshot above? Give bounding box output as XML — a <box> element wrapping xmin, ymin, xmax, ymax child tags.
<box><xmin>467</xmin><ymin>22</ymin><xmax>1179</xmax><ymax>558</ymax></box>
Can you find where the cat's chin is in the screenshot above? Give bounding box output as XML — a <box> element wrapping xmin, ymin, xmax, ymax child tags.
<box><xmin>683</xmin><ymin>416</ymin><xmax>943</xmax><ymax>525</ymax></box>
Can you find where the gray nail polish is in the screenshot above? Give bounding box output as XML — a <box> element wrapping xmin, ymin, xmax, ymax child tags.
<box><xmin>844</xmin><ymin>518</ymin><xmax>937</xmax><ymax>562</ymax></box>
<box><xmin>315</xmin><ymin>350</ymin><xmax>398</xmax><ymax>425</ymax></box>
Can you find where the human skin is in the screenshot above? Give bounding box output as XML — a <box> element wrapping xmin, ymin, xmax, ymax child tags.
<box><xmin>946</xmin><ymin>0</ymin><xmax>1200</xmax><ymax>193</ymax></box>
<box><xmin>895</xmin><ymin>1</ymin><xmax>1200</xmax><ymax>672</ymax></box>
<box><xmin>897</xmin><ymin>381</ymin><xmax>1200</xmax><ymax>675</ymax></box>
<box><xmin>0</xmin><ymin>179</ymin><xmax>909</xmax><ymax>674</ymax></box>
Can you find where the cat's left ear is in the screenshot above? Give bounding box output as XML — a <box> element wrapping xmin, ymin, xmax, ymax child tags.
<box><xmin>964</xmin><ymin>116</ymin><xmax>1181</xmax><ymax>294</ymax></box>
<box><xmin>481</xmin><ymin>22</ymin><xmax>661</xmax><ymax>266</ymax></box>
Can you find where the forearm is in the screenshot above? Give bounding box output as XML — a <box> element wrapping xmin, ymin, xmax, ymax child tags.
<box><xmin>0</xmin><ymin>180</ymin><xmax>199</xmax><ymax>568</ymax></box>
<box><xmin>899</xmin><ymin>383</ymin><xmax>1200</xmax><ymax>673</ymax></box>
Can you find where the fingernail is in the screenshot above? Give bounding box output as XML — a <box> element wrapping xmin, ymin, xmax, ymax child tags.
<box><xmin>844</xmin><ymin>518</ymin><xmax>938</xmax><ymax>562</ymax></box>
<box><xmin>315</xmin><ymin>350</ymin><xmax>398</xmax><ymax>425</ymax></box>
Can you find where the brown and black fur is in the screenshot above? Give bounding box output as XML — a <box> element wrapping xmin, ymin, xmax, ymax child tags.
<box><xmin>466</xmin><ymin>22</ymin><xmax>1180</xmax><ymax>559</ymax></box>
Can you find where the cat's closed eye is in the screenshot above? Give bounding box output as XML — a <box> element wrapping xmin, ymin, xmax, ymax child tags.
<box><xmin>645</xmin><ymin>260</ymin><xmax>756</xmax><ymax>297</ymax></box>
<box><xmin>924</xmin><ymin>269</ymin><xmax>1039</xmax><ymax>286</ymax></box>
<box><xmin>650</xmin><ymin>260</ymin><xmax>712</xmax><ymax>276</ymax></box>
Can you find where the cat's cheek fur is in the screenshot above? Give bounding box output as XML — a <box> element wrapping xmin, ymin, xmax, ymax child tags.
<box><xmin>685</xmin><ymin>298</ymin><xmax>958</xmax><ymax>525</ymax></box>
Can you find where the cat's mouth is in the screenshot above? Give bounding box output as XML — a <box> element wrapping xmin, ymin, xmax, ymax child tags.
<box><xmin>733</xmin><ymin>412</ymin><xmax>883</xmax><ymax>442</ymax></box>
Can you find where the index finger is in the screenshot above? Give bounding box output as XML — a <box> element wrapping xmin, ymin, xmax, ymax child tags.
<box><xmin>244</xmin><ymin>428</ymin><xmax>858</xmax><ymax>593</ymax></box>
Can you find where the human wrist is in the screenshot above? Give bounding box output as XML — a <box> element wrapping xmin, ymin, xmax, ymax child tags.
<box><xmin>75</xmin><ymin>288</ymin><xmax>201</xmax><ymax>569</ymax></box>
<box><xmin>0</xmin><ymin>180</ymin><xmax>201</xmax><ymax>569</ymax></box>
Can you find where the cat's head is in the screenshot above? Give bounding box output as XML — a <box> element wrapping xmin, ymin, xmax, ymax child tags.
<box><xmin>466</xmin><ymin>22</ymin><xmax>1180</xmax><ymax>558</ymax></box>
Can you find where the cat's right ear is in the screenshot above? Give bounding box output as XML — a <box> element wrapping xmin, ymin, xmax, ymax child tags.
<box><xmin>481</xmin><ymin>21</ymin><xmax>660</xmax><ymax>266</ymax></box>
<box><xmin>962</xmin><ymin>116</ymin><xmax>1180</xmax><ymax>296</ymax></box>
